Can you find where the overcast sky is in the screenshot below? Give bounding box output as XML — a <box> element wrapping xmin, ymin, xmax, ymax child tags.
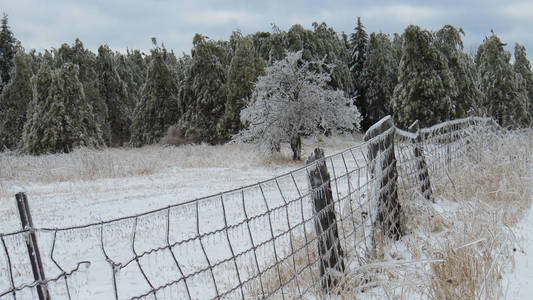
<box><xmin>3</xmin><ymin>0</ymin><xmax>533</xmax><ymax>58</ymax></box>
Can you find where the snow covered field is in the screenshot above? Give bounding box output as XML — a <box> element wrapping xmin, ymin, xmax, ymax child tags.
<box><xmin>1</xmin><ymin>128</ymin><xmax>532</xmax><ymax>300</ymax></box>
<box><xmin>1</xmin><ymin>135</ymin><xmax>371</xmax><ymax>299</ymax></box>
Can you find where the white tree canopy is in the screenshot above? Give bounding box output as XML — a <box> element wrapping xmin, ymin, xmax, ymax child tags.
<box><xmin>235</xmin><ymin>51</ymin><xmax>361</xmax><ymax>154</ymax></box>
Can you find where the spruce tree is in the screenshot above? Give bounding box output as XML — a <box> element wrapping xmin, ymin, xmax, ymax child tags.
<box><xmin>220</xmin><ymin>35</ymin><xmax>264</xmax><ymax>137</ymax></box>
<box><xmin>361</xmin><ymin>33</ymin><xmax>397</xmax><ymax>127</ymax></box>
<box><xmin>0</xmin><ymin>51</ymin><xmax>32</xmax><ymax>150</ymax></box>
<box><xmin>22</xmin><ymin>63</ymin><xmax>103</xmax><ymax>154</ymax></box>
<box><xmin>0</xmin><ymin>13</ymin><xmax>17</xmax><ymax>93</ymax></box>
<box><xmin>130</xmin><ymin>43</ymin><xmax>179</xmax><ymax>146</ymax></box>
<box><xmin>476</xmin><ymin>35</ymin><xmax>530</xmax><ymax>127</ymax></box>
<box><xmin>513</xmin><ymin>43</ymin><xmax>533</xmax><ymax>115</ymax></box>
<box><xmin>96</xmin><ymin>45</ymin><xmax>133</xmax><ymax>146</ymax></box>
<box><xmin>434</xmin><ymin>25</ymin><xmax>481</xmax><ymax>118</ymax></box>
<box><xmin>349</xmin><ymin>17</ymin><xmax>369</xmax><ymax>129</ymax></box>
<box><xmin>392</xmin><ymin>25</ymin><xmax>457</xmax><ymax>128</ymax></box>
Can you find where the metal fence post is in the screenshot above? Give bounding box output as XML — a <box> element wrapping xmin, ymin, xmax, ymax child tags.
<box><xmin>15</xmin><ymin>192</ymin><xmax>50</xmax><ymax>300</ymax></box>
<box><xmin>408</xmin><ymin>120</ymin><xmax>433</xmax><ymax>202</ymax></box>
<box><xmin>363</xmin><ymin>116</ymin><xmax>402</xmax><ymax>240</ymax></box>
<box><xmin>306</xmin><ymin>148</ymin><xmax>345</xmax><ymax>293</ymax></box>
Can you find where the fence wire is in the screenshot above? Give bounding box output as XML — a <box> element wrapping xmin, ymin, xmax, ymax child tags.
<box><xmin>0</xmin><ymin>116</ymin><xmax>503</xmax><ymax>300</ymax></box>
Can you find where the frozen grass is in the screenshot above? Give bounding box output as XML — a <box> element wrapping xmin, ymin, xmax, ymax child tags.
<box><xmin>361</xmin><ymin>128</ymin><xmax>533</xmax><ymax>299</ymax></box>
<box><xmin>0</xmin><ymin>133</ymin><xmax>361</xmax><ymax>198</ymax></box>
<box><xmin>242</xmin><ymin>128</ymin><xmax>532</xmax><ymax>299</ymax></box>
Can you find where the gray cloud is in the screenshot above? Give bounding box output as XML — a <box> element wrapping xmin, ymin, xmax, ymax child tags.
<box><xmin>3</xmin><ymin>0</ymin><xmax>533</xmax><ymax>59</ymax></box>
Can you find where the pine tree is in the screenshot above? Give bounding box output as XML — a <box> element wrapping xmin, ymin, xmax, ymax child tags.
<box><xmin>130</xmin><ymin>43</ymin><xmax>179</xmax><ymax>146</ymax></box>
<box><xmin>361</xmin><ymin>33</ymin><xmax>397</xmax><ymax>127</ymax></box>
<box><xmin>220</xmin><ymin>35</ymin><xmax>264</xmax><ymax>137</ymax></box>
<box><xmin>56</xmin><ymin>39</ymin><xmax>110</xmax><ymax>143</ymax></box>
<box><xmin>513</xmin><ymin>43</ymin><xmax>533</xmax><ymax>115</ymax></box>
<box><xmin>434</xmin><ymin>25</ymin><xmax>481</xmax><ymax>118</ymax></box>
<box><xmin>0</xmin><ymin>51</ymin><xmax>32</xmax><ymax>150</ymax></box>
<box><xmin>22</xmin><ymin>63</ymin><xmax>103</xmax><ymax>154</ymax></box>
<box><xmin>476</xmin><ymin>35</ymin><xmax>530</xmax><ymax>127</ymax></box>
<box><xmin>392</xmin><ymin>25</ymin><xmax>457</xmax><ymax>128</ymax></box>
<box><xmin>96</xmin><ymin>45</ymin><xmax>133</xmax><ymax>146</ymax></box>
<box><xmin>178</xmin><ymin>34</ymin><xmax>228</xmax><ymax>143</ymax></box>
<box><xmin>0</xmin><ymin>13</ymin><xmax>17</xmax><ymax>93</ymax></box>
<box><xmin>349</xmin><ymin>17</ymin><xmax>369</xmax><ymax>129</ymax></box>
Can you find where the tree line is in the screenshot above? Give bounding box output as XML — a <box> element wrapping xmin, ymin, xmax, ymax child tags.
<box><xmin>0</xmin><ymin>13</ymin><xmax>532</xmax><ymax>155</ymax></box>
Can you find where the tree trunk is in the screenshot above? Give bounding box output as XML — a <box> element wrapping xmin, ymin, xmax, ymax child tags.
<box><xmin>290</xmin><ymin>135</ymin><xmax>302</xmax><ymax>160</ymax></box>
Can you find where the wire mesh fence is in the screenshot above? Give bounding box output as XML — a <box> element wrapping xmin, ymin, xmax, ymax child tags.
<box><xmin>0</xmin><ymin>116</ymin><xmax>502</xmax><ymax>300</ymax></box>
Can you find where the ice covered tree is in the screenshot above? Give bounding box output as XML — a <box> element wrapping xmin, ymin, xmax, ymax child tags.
<box><xmin>96</xmin><ymin>45</ymin><xmax>133</xmax><ymax>146</ymax></box>
<box><xmin>0</xmin><ymin>51</ymin><xmax>32</xmax><ymax>150</ymax></box>
<box><xmin>220</xmin><ymin>34</ymin><xmax>264</xmax><ymax>138</ymax></box>
<box><xmin>434</xmin><ymin>25</ymin><xmax>481</xmax><ymax>118</ymax></box>
<box><xmin>0</xmin><ymin>13</ymin><xmax>17</xmax><ymax>93</ymax></box>
<box><xmin>56</xmin><ymin>39</ymin><xmax>110</xmax><ymax>142</ymax></box>
<box><xmin>130</xmin><ymin>42</ymin><xmax>180</xmax><ymax>146</ymax></box>
<box><xmin>476</xmin><ymin>35</ymin><xmax>530</xmax><ymax>127</ymax></box>
<box><xmin>178</xmin><ymin>34</ymin><xmax>229</xmax><ymax>143</ymax></box>
<box><xmin>392</xmin><ymin>25</ymin><xmax>457</xmax><ymax>128</ymax></box>
<box><xmin>235</xmin><ymin>51</ymin><xmax>361</xmax><ymax>160</ymax></box>
<box><xmin>361</xmin><ymin>33</ymin><xmax>398</xmax><ymax>129</ymax></box>
<box><xmin>22</xmin><ymin>63</ymin><xmax>103</xmax><ymax>154</ymax></box>
<box><xmin>349</xmin><ymin>17</ymin><xmax>368</xmax><ymax>125</ymax></box>
<box><xmin>513</xmin><ymin>43</ymin><xmax>533</xmax><ymax>115</ymax></box>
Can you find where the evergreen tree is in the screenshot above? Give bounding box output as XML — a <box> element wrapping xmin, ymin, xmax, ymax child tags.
<box><xmin>178</xmin><ymin>34</ymin><xmax>228</xmax><ymax>143</ymax></box>
<box><xmin>96</xmin><ymin>45</ymin><xmax>133</xmax><ymax>146</ymax></box>
<box><xmin>220</xmin><ymin>34</ymin><xmax>264</xmax><ymax>137</ymax></box>
<box><xmin>513</xmin><ymin>43</ymin><xmax>533</xmax><ymax>115</ymax></box>
<box><xmin>56</xmin><ymin>39</ymin><xmax>110</xmax><ymax>143</ymax></box>
<box><xmin>392</xmin><ymin>25</ymin><xmax>457</xmax><ymax>128</ymax></box>
<box><xmin>349</xmin><ymin>17</ymin><xmax>369</xmax><ymax>128</ymax></box>
<box><xmin>361</xmin><ymin>33</ymin><xmax>397</xmax><ymax>128</ymax></box>
<box><xmin>0</xmin><ymin>51</ymin><xmax>32</xmax><ymax>149</ymax></box>
<box><xmin>22</xmin><ymin>63</ymin><xmax>103</xmax><ymax>154</ymax></box>
<box><xmin>130</xmin><ymin>43</ymin><xmax>179</xmax><ymax>146</ymax></box>
<box><xmin>476</xmin><ymin>35</ymin><xmax>530</xmax><ymax>127</ymax></box>
<box><xmin>434</xmin><ymin>25</ymin><xmax>481</xmax><ymax>118</ymax></box>
<box><xmin>0</xmin><ymin>13</ymin><xmax>17</xmax><ymax>93</ymax></box>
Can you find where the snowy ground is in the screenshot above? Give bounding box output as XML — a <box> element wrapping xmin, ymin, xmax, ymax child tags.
<box><xmin>1</xmin><ymin>136</ymin><xmax>372</xmax><ymax>299</ymax></box>
<box><xmin>505</xmin><ymin>198</ymin><xmax>533</xmax><ymax>299</ymax></box>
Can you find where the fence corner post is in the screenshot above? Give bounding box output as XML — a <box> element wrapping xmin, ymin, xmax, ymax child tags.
<box><xmin>363</xmin><ymin>116</ymin><xmax>402</xmax><ymax>240</ymax></box>
<box><xmin>15</xmin><ymin>192</ymin><xmax>50</xmax><ymax>300</ymax></box>
<box><xmin>408</xmin><ymin>121</ymin><xmax>433</xmax><ymax>202</ymax></box>
<box><xmin>306</xmin><ymin>148</ymin><xmax>345</xmax><ymax>293</ymax></box>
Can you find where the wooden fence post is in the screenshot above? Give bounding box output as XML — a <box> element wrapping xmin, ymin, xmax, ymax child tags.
<box><xmin>363</xmin><ymin>116</ymin><xmax>402</xmax><ymax>240</ymax></box>
<box><xmin>408</xmin><ymin>121</ymin><xmax>433</xmax><ymax>202</ymax></box>
<box><xmin>15</xmin><ymin>192</ymin><xmax>50</xmax><ymax>300</ymax></box>
<box><xmin>306</xmin><ymin>148</ymin><xmax>345</xmax><ymax>293</ymax></box>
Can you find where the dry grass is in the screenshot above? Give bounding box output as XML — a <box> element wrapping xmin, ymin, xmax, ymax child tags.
<box><xmin>248</xmin><ymin>128</ymin><xmax>533</xmax><ymax>299</ymax></box>
<box><xmin>0</xmin><ymin>133</ymin><xmax>359</xmax><ymax>186</ymax></box>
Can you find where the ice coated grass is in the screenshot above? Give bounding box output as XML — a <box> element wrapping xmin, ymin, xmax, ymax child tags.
<box><xmin>0</xmin><ymin>134</ymin><xmax>361</xmax><ymax>196</ymax></box>
<box><xmin>243</xmin><ymin>128</ymin><xmax>532</xmax><ymax>299</ymax></box>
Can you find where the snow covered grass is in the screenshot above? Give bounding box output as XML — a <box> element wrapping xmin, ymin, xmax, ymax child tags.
<box><xmin>359</xmin><ymin>128</ymin><xmax>533</xmax><ymax>299</ymax></box>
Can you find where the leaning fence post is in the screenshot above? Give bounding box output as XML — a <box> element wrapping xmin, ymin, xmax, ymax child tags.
<box><xmin>306</xmin><ymin>148</ymin><xmax>345</xmax><ymax>293</ymax></box>
<box><xmin>363</xmin><ymin>116</ymin><xmax>402</xmax><ymax>240</ymax></box>
<box><xmin>15</xmin><ymin>192</ymin><xmax>50</xmax><ymax>300</ymax></box>
<box><xmin>408</xmin><ymin>121</ymin><xmax>433</xmax><ymax>202</ymax></box>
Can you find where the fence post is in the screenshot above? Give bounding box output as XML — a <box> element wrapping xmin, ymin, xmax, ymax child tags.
<box><xmin>363</xmin><ymin>116</ymin><xmax>402</xmax><ymax>240</ymax></box>
<box><xmin>408</xmin><ymin>121</ymin><xmax>433</xmax><ymax>202</ymax></box>
<box><xmin>306</xmin><ymin>148</ymin><xmax>345</xmax><ymax>293</ymax></box>
<box><xmin>15</xmin><ymin>192</ymin><xmax>50</xmax><ymax>300</ymax></box>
